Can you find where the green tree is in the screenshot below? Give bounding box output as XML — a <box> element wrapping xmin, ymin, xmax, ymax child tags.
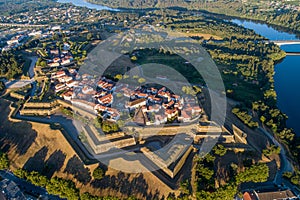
<box><xmin>114</xmin><ymin>74</ymin><xmax>123</xmax><ymax>80</ymax></box>
<box><xmin>0</xmin><ymin>152</ymin><xmax>9</xmax><ymax>169</ymax></box>
<box><xmin>262</xmin><ymin>145</ymin><xmax>280</xmax><ymax>157</ymax></box>
<box><xmin>116</xmin><ymin>93</ymin><xmax>123</xmax><ymax>98</ymax></box>
<box><xmin>0</xmin><ymin>81</ymin><xmax>6</xmax><ymax>92</ymax></box>
<box><xmin>196</xmin><ymin>164</ymin><xmax>214</xmax><ymax>180</ymax></box>
<box><xmin>87</xmin><ymin>33</ymin><xmax>93</xmax><ymax>41</ymax></box>
<box><xmin>236</xmin><ymin>163</ymin><xmax>269</xmax><ymax>184</ymax></box>
<box><xmin>138</xmin><ymin>78</ymin><xmax>146</xmax><ymax>84</ymax></box>
<box><xmin>27</xmin><ymin>171</ymin><xmax>48</xmax><ymax>187</ymax></box>
<box><xmin>130</xmin><ymin>55</ymin><xmax>137</xmax><ymax>61</ymax></box>
<box><xmin>213</xmin><ymin>144</ymin><xmax>227</xmax><ymax>156</ymax></box>
<box><xmin>40</xmin><ymin>61</ymin><xmax>47</xmax><ymax>68</ymax></box>
<box><xmin>93</xmin><ymin>117</ymin><xmax>102</xmax><ymax>129</ymax></box>
<box><xmin>179</xmin><ymin>179</ymin><xmax>190</xmax><ymax>195</ymax></box>
<box><xmin>46</xmin><ymin>177</ymin><xmax>79</xmax><ymax>200</ymax></box>
<box><xmin>182</xmin><ymin>86</ymin><xmax>196</xmax><ymax>95</ymax></box>
<box><xmin>92</xmin><ymin>167</ymin><xmax>104</xmax><ymax>180</ymax></box>
<box><xmin>14</xmin><ymin>169</ymin><xmax>28</xmax><ymax>179</ymax></box>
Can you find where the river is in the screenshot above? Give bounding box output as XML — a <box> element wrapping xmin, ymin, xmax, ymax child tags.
<box><xmin>232</xmin><ymin>19</ymin><xmax>300</xmax><ymax>135</ymax></box>
<box><xmin>57</xmin><ymin>0</ymin><xmax>117</xmax><ymax>11</ymax></box>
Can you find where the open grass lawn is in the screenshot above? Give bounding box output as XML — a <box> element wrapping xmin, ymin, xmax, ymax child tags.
<box><xmin>183</xmin><ymin>32</ymin><xmax>223</xmax><ymax>40</ymax></box>
<box><xmin>137</xmin><ymin>50</ymin><xmax>204</xmax><ymax>84</ymax></box>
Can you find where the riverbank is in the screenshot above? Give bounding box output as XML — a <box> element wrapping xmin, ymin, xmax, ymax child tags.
<box><xmin>201</xmin><ymin>10</ymin><xmax>300</xmax><ymax>39</ymax></box>
<box><xmin>229</xmin><ymin>19</ymin><xmax>300</xmax><ymax>136</ymax></box>
<box><xmin>82</xmin><ymin>0</ymin><xmax>300</xmax><ymax>38</ymax></box>
<box><xmin>57</xmin><ymin>0</ymin><xmax>118</xmax><ymax>11</ymax></box>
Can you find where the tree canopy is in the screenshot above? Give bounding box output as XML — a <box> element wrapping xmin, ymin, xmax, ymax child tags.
<box><xmin>236</xmin><ymin>163</ymin><xmax>269</xmax><ymax>184</ymax></box>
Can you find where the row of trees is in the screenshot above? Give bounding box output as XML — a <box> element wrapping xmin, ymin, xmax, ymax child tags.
<box><xmin>94</xmin><ymin>117</ymin><xmax>120</xmax><ymax>133</ymax></box>
<box><xmin>283</xmin><ymin>171</ymin><xmax>300</xmax><ymax>186</ymax></box>
<box><xmin>14</xmin><ymin>166</ymin><xmax>126</xmax><ymax>200</ymax></box>
<box><xmin>167</xmin><ymin>13</ymin><xmax>263</xmax><ymax>40</ymax></box>
<box><xmin>1</xmin><ymin>147</ymin><xmax>130</xmax><ymax>199</ymax></box>
<box><xmin>0</xmin><ymin>81</ymin><xmax>6</xmax><ymax>92</ymax></box>
<box><xmin>262</xmin><ymin>145</ymin><xmax>281</xmax><ymax>157</ymax></box>
<box><xmin>15</xmin><ymin>169</ymin><xmax>79</xmax><ymax>200</ymax></box>
<box><xmin>0</xmin><ymin>151</ymin><xmax>9</xmax><ymax>170</ymax></box>
<box><xmin>232</xmin><ymin>107</ymin><xmax>258</xmax><ymax>128</ymax></box>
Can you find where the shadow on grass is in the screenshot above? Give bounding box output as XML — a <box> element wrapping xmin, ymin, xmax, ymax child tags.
<box><xmin>64</xmin><ymin>155</ymin><xmax>92</xmax><ymax>184</ymax></box>
<box><xmin>91</xmin><ymin>171</ymin><xmax>162</xmax><ymax>199</ymax></box>
<box><xmin>0</xmin><ymin>99</ymin><xmax>37</xmax><ymax>156</ymax></box>
<box><xmin>43</xmin><ymin>150</ymin><xmax>66</xmax><ymax>178</ymax></box>
<box><xmin>23</xmin><ymin>146</ymin><xmax>48</xmax><ymax>173</ymax></box>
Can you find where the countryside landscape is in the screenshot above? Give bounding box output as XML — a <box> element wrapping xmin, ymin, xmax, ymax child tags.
<box><xmin>0</xmin><ymin>0</ymin><xmax>300</xmax><ymax>200</ymax></box>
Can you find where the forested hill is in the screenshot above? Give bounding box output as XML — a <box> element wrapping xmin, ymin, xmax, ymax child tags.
<box><xmin>86</xmin><ymin>0</ymin><xmax>300</xmax><ymax>33</ymax></box>
<box><xmin>0</xmin><ymin>0</ymin><xmax>57</xmax><ymax>15</ymax></box>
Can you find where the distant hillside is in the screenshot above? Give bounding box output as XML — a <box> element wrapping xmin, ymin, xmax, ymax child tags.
<box><xmin>86</xmin><ymin>0</ymin><xmax>194</xmax><ymax>9</ymax></box>
<box><xmin>0</xmin><ymin>0</ymin><xmax>57</xmax><ymax>15</ymax></box>
<box><xmin>86</xmin><ymin>0</ymin><xmax>300</xmax><ymax>33</ymax></box>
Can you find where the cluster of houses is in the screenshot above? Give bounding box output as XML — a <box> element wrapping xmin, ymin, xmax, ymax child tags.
<box><xmin>51</xmin><ymin>71</ymin><xmax>120</xmax><ymax>122</ymax></box>
<box><xmin>119</xmin><ymin>85</ymin><xmax>202</xmax><ymax>125</ymax></box>
<box><xmin>51</xmin><ymin>71</ymin><xmax>202</xmax><ymax>125</ymax></box>
<box><xmin>51</xmin><ymin>69</ymin><xmax>202</xmax><ymax>125</ymax></box>
<box><xmin>1</xmin><ymin>6</ymin><xmax>97</xmax><ymax>25</ymax></box>
<box><xmin>46</xmin><ymin>43</ymin><xmax>74</xmax><ymax>68</ymax></box>
<box><xmin>6</xmin><ymin>34</ymin><xmax>26</xmax><ymax>46</ymax></box>
<box><xmin>1</xmin><ymin>27</ymin><xmax>71</xmax><ymax>52</ymax></box>
<box><xmin>2</xmin><ymin>34</ymin><xmax>28</xmax><ymax>51</ymax></box>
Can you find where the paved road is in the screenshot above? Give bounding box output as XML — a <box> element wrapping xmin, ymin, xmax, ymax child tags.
<box><xmin>257</xmin><ymin>127</ymin><xmax>293</xmax><ymax>185</ymax></box>
<box><xmin>28</xmin><ymin>56</ymin><xmax>38</xmax><ymax>79</ymax></box>
<box><xmin>0</xmin><ymin>170</ymin><xmax>61</xmax><ymax>199</ymax></box>
<box><xmin>0</xmin><ymin>23</ymin><xmax>47</xmax><ymax>28</ymax></box>
<box><xmin>4</xmin><ymin>56</ymin><xmax>37</xmax><ymax>90</ymax></box>
<box><xmin>5</xmin><ymin>78</ymin><xmax>34</xmax><ymax>89</ymax></box>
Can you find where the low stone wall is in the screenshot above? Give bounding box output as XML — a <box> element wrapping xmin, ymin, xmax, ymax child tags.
<box><xmin>89</xmin><ymin>125</ymin><xmax>125</xmax><ymax>142</ymax></box>
<box><xmin>58</xmin><ymin>99</ymin><xmax>96</xmax><ymax>119</ymax></box>
<box><xmin>10</xmin><ymin>92</ymin><xmax>26</xmax><ymax>100</ymax></box>
<box><xmin>197</xmin><ymin>125</ymin><xmax>223</xmax><ymax>133</ymax></box>
<box><xmin>232</xmin><ymin>124</ymin><xmax>247</xmax><ymax>144</ymax></box>
<box><xmin>172</xmin><ymin>145</ymin><xmax>193</xmax><ymax>177</ymax></box>
<box><xmin>20</xmin><ymin>99</ymin><xmax>60</xmax><ymax>116</ymax></box>
<box><xmin>24</xmin><ymin>100</ymin><xmax>58</xmax><ymax>108</ymax></box>
<box><xmin>141</xmin><ymin>147</ymin><xmax>173</xmax><ymax>177</ymax></box>
<box><xmin>141</xmin><ymin>145</ymin><xmax>193</xmax><ymax>179</ymax></box>
<box><xmin>194</xmin><ymin>134</ymin><xmax>235</xmax><ymax>143</ymax></box>
<box><xmin>20</xmin><ymin>106</ymin><xmax>60</xmax><ymax>116</ymax></box>
<box><xmin>82</xmin><ymin>126</ymin><xmax>136</xmax><ymax>154</ymax></box>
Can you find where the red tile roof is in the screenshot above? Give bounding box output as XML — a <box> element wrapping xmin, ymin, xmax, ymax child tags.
<box><xmin>98</xmin><ymin>94</ymin><xmax>113</xmax><ymax>105</ymax></box>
